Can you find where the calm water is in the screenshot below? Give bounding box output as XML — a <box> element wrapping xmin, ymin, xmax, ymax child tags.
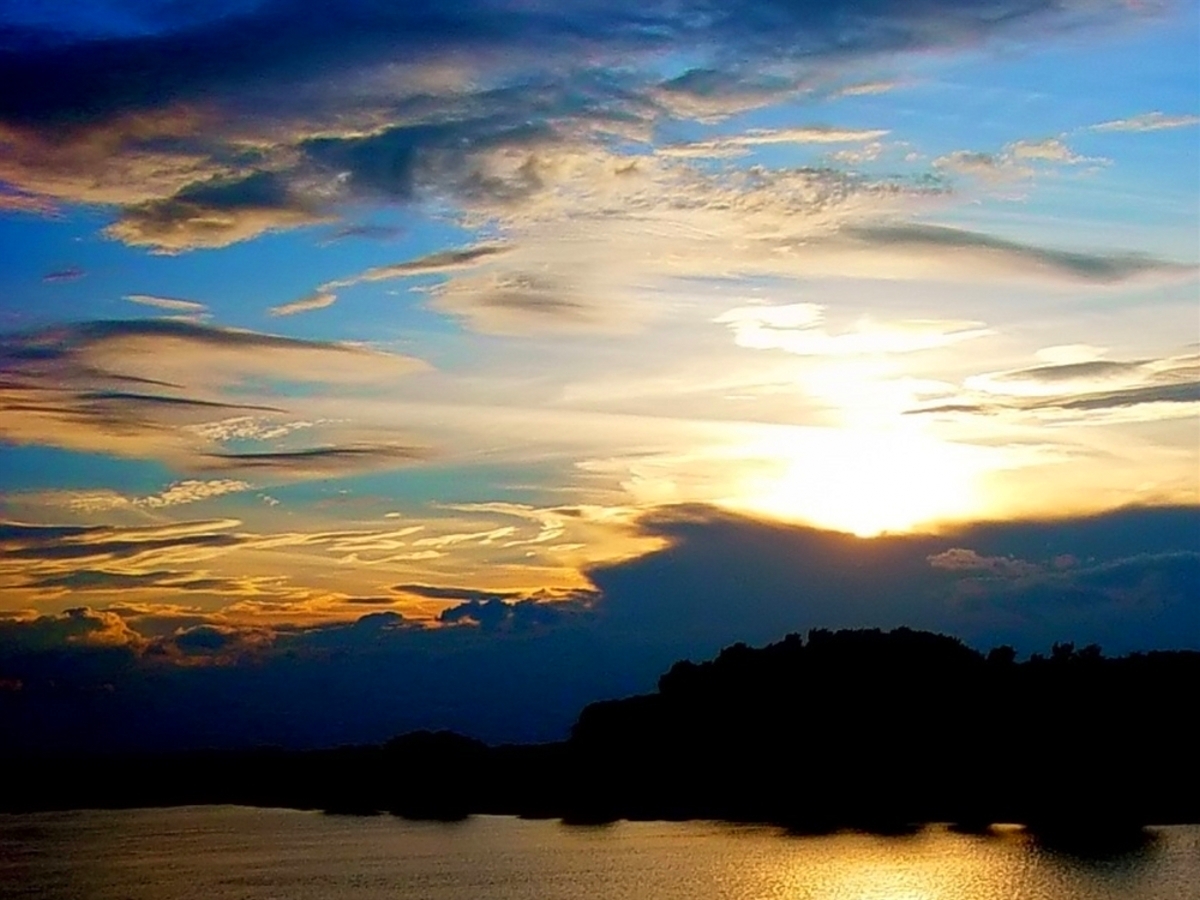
<box><xmin>2</xmin><ymin>807</ymin><xmax>1197</xmax><ymax>899</ymax></box>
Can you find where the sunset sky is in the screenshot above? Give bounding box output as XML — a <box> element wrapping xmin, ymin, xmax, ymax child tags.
<box><xmin>0</xmin><ymin>0</ymin><xmax>1196</xmax><ymax>749</ymax></box>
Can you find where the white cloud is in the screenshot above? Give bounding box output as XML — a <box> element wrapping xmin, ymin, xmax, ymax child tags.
<box><xmin>125</xmin><ymin>294</ymin><xmax>209</xmax><ymax>313</ymax></box>
<box><xmin>269</xmin><ymin>292</ymin><xmax>337</xmax><ymax>317</ymax></box>
<box><xmin>715</xmin><ymin>303</ymin><xmax>992</xmax><ymax>356</ymax></box>
<box><xmin>1090</xmin><ymin>112</ymin><xmax>1200</xmax><ymax>133</ymax></box>
<box><xmin>137</xmin><ymin>480</ymin><xmax>251</xmax><ymax>508</ymax></box>
<box><xmin>660</xmin><ymin>126</ymin><xmax>890</xmax><ymax>158</ymax></box>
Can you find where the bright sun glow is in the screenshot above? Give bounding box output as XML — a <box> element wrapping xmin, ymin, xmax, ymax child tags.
<box><xmin>732</xmin><ymin>426</ymin><xmax>984</xmax><ymax>536</ymax></box>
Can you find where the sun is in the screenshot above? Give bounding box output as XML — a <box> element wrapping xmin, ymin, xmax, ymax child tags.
<box><xmin>731</xmin><ymin>426</ymin><xmax>984</xmax><ymax>537</ymax></box>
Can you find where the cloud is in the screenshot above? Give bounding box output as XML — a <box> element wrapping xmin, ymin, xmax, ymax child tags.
<box><xmin>184</xmin><ymin>416</ymin><xmax>319</xmax><ymax>443</ymax></box>
<box><xmin>833</xmin><ymin>223</ymin><xmax>1186</xmax><ymax>284</ymax></box>
<box><xmin>414</xmin><ymin>144</ymin><xmax>1187</xmax><ymax>334</ymax></box>
<box><xmin>968</xmin><ymin>359</ymin><xmax>1151</xmax><ymax>397</ymax></box>
<box><xmin>965</xmin><ymin>352</ymin><xmax>1197</xmax><ymax>399</ymax></box>
<box><xmin>660</xmin><ymin>126</ymin><xmax>890</xmax><ymax>158</ymax></box>
<box><xmin>2</xmin><ymin>319</ymin><xmax>426</xmax><ymax>387</ymax></box>
<box><xmin>0</xmin><ymin>185</ymin><xmax>56</xmax><ymax>214</ymax></box>
<box><xmin>397</xmin><ymin>151</ymin><xmax>935</xmax><ymax>333</ymax></box>
<box><xmin>397</xmin><ymin>584</ymin><xmax>522</xmax><ymax>603</ymax></box>
<box><xmin>1053</xmin><ymin>381</ymin><xmax>1200</xmax><ymax>411</ymax></box>
<box><xmin>268</xmin><ymin>292</ymin><xmax>337</xmax><ymax>317</ymax></box>
<box><xmin>0</xmin><ymin>0</ymin><xmax>1159</xmax><ymax>253</ymax></box>
<box><xmin>202</xmin><ymin>445</ymin><xmax>428</xmax><ymax>477</ymax></box>
<box><xmin>320</xmin><ymin>224</ymin><xmax>406</xmax><ymax>244</ymax></box>
<box><xmin>104</xmin><ymin>171</ymin><xmax>331</xmax><ymax>251</ymax></box>
<box><xmin>325</xmin><ymin>245</ymin><xmax>513</xmax><ymax>287</ymax></box>
<box><xmin>165</xmin><ymin>623</ymin><xmax>276</xmax><ymax>660</ymax></box>
<box><xmin>1090</xmin><ymin>112</ymin><xmax>1200</xmax><ymax>133</ymax></box>
<box><xmin>1</xmin><ymin>505</ymin><xmax>1195</xmax><ymax>752</ymax></box>
<box><xmin>28</xmin><ymin>570</ymin><xmax>188</xmax><ymax>591</ymax></box>
<box><xmin>125</xmin><ymin>294</ymin><xmax>209</xmax><ymax>313</ymax></box>
<box><xmin>276</xmin><ymin>244</ymin><xmax>511</xmax><ymax>316</ymax></box>
<box><xmin>438</xmin><ymin>595</ymin><xmax>592</xmax><ymax>631</ymax></box>
<box><xmin>935</xmin><ymin>135</ymin><xmax>1102</xmax><ymax>184</ymax></box>
<box><xmin>0</xmin><ymin>518</ymin><xmax>243</xmax><ymax>565</ymax></box>
<box><xmin>586</xmin><ymin>503</ymin><xmax>1200</xmax><ymax>653</ymax></box>
<box><xmin>1007</xmin><ymin>137</ymin><xmax>1093</xmax><ymax>165</ymax></box>
<box><xmin>834</xmin><ymin>81</ymin><xmax>901</xmax><ymax>97</ymax></box>
<box><xmin>138</xmin><ymin>479</ymin><xmax>251</xmax><ymax>507</ymax></box>
<box><xmin>927</xmin><ymin>548</ymin><xmax>1040</xmax><ymax>577</ymax></box>
<box><xmin>715</xmin><ymin>302</ymin><xmax>992</xmax><ymax>356</ymax></box>
<box><xmin>0</xmin><ymin>606</ymin><xmax>143</xmax><ymax>652</ymax></box>
<box><xmin>41</xmin><ymin>266</ymin><xmax>84</xmax><ymax>283</ymax></box>
<box><xmin>907</xmin><ymin>351</ymin><xmax>1200</xmax><ymax>427</ymax></box>
<box><xmin>1</xmin><ymin>1</ymin><xmax>1141</xmax><ymax>125</ymax></box>
<box><xmin>31</xmin><ymin>479</ymin><xmax>252</xmax><ymax>513</ymax></box>
<box><xmin>0</xmin><ymin>319</ymin><xmax>427</xmax><ymax>468</ymax></box>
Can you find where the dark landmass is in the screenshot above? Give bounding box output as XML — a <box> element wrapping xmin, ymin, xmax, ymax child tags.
<box><xmin>4</xmin><ymin>628</ymin><xmax>1197</xmax><ymax>841</ymax></box>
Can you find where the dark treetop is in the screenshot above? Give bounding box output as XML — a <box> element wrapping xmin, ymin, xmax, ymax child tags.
<box><xmin>6</xmin><ymin>628</ymin><xmax>1197</xmax><ymax>839</ymax></box>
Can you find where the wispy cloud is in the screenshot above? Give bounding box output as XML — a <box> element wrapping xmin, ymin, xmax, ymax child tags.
<box><xmin>202</xmin><ymin>445</ymin><xmax>429</xmax><ymax>477</ymax></box>
<box><xmin>125</xmin><ymin>294</ymin><xmax>209</xmax><ymax>313</ymax></box>
<box><xmin>1090</xmin><ymin>111</ymin><xmax>1200</xmax><ymax>132</ymax></box>
<box><xmin>833</xmin><ymin>80</ymin><xmax>901</xmax><ymax>97</ymax></box>
<box><xmin>37</xmin><ymin>480</ymin><xmax>252</xmax><ymax>514</ymax></box>
<box><xmin>907</xmin><ymin>351</ymin><xmax>1200</xmax><ymax>428</ymax></box>
<box><xmin>41</xmin><ymin>266</ymin><xmax>85</xmax><ymax>283</ymax></box>
<box><xmin>275</xmin><ymin>245</ymin><xmax>510</xmax><ymax>316</ymax></box>
<box><xmin>0</xmin><ymin>320</ymin><xmax>428</xmax><ymax>469</ymax></box>
<box><xmin>268</xmin><ymin>292</ymin><xmax>337</xmax><ymax>317</ymax></box>
<box><xmin>660</xmin><ymin>126</ymin><xmax>890</xmax><ymax>158</ymax></box>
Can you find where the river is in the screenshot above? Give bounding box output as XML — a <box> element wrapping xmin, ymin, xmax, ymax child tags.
<box><xmin>2</xmin><ymin>806</ymin><xmax>1197</xmax><ymax>899</ymax></box>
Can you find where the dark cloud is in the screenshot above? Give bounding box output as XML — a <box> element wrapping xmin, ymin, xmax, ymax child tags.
<box><xmin>397</xmin><ymin>584</ymin><xmax>521</xmax><ymax>603</ymax></box>
<box><xmin>0</xmin><ymin>1</ymin><xmax>1157</xmax><ymax>250</ymax></box>
<box><xmin>904</xmin><ymin>402</ymin><xmax>988</xmax><ymax>416</ymax></box>
<box><xmin>0</xmin><ymin>3</ymin><xmax>535</xmax><ymax>123</ymax></box>
<box><xmin>0</xmin><ymin>522</ymin><xmax>101</xmax><ymax>544</ymax></box>
<box><xmin>0</xmin><ymin>607</ymin><xmax>141</xmax><ymax>654</ymax></box>
<box><xmin>78</xmin><ymin>390</ymin><xmax>281</xmax><ymax>412</ymax></box>
<box><xmin>846</xmin><ymin>224</ymin><xmax>1186</xmax><ymax>283</ymax></box>
<box><xmin>586</xmin><ymin>503</ymin><xmax>1200</xmax><ymax>655</ymax></box>
<box><xmin>438</xmin><ymin>596</ymin><xmax>591</xmax><ymax>632</ymax></box>
<box><xmin>985</xmin><ymin>359</ymin><xmax>1146</xmax><ymax>384</ymax></box>
<box><xmin>1054</xmin><ymin>381</ymin><xmax>1200</xmax><ymax>410</ymax></box>
<box><xmin>167</xmin><ymin>623</ymin><xmax>273</xmax><ymax>658</ymax></box>
<box><xmin>0</xmin><ymin>1</ymin><xmax>1145</xmax><ymax>123</ymax></box>
<box><xmin>40</xmin><ymin>266</ymin><xmax>85</xmax><ymax>283</ymax></box>
<box><xmin>0</xmin><ymin>318</ymin><xmax>407</xmax><ymax>368</ymax></box>
<box><xmin>171</xmin><ymin>625</ymin><xmax>240</xmax><ymax>653</ymax></box>
<box><xmin>108</xmin><ymin>171</ymin><xmax>327</xmax><ymax>250</ymax></box>
<box><xmin>24</xmin><ymin>569</ymin><xmax>245</xmax><ymax>594</ymax></box>
<box><xmin>203</xmin><ymin>444</ymin><xmax>428</xmax><ymax>474</ymax></box>
<box><xmin>26</xmin><ymin>569</ymin><xmax>178</xmax><ymax>591</ymax></box>
<box><xmin>906</xmin><ymin>353</ymin><xmax>1199</xmax><ymax>419</ymax></box>
<box><xmin>1</xmin><ymin>506</ymin><xmax>1194</xmax><ymax>753</ymax></box>
<box><xmin>2</xmin><ymin>529</ymin><xmax>241</xmax><ymax>563</ymax></box>
<box><xmin>320</xmin><ymin>223</ymin><xmax>406</xmax><ymax>245</ymax></box>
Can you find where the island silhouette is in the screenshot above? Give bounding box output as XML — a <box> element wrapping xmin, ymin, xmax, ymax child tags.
<box><xmin>5</xmin><ymin>627</ymin><xmax>1197</xmax><ymax>842</ymax></box>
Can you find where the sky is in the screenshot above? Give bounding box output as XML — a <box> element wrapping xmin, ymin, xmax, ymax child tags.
<box><xmin>0</xmin><ymin>0</ymin><xmax>1197</xmax><ymax>751</ymax></box>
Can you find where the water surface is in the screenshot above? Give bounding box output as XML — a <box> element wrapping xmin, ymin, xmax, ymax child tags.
<box><xmin>2</xmin><ymin>807</ymin><xmax>1197</xmax><ymax>899</ymax></box>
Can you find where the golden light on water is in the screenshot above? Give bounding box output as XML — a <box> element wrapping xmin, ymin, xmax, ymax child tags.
<box><xmin>730</xmin><ymin>824</ymin><xmax>1051</xmax><ymax>900</ymax></box>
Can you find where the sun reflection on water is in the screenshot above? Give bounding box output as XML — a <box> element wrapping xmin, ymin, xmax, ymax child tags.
<box><xmin>727</xmin><ymin>825</ymin><xmax>1076</xmax><ymax>900</ymax></box>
